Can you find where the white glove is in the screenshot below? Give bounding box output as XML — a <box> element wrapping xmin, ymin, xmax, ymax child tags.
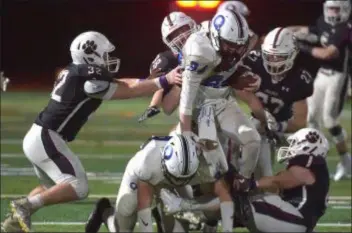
<box><xmin>264</xmin><ymin>110</ymin><xmax>287</xmax><ymax>132</ymax></box>
<box><xmin>160</xmin><ymin>189</ymin><xmax>184</xmax><ymax>215</ymax></box>
<box><xmin>265</xmin><ymin>110</ymin><xmax>280</xmax><ymax>132</ymax></box>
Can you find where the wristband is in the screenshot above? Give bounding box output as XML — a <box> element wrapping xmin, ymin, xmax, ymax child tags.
<box><xmin>159</xmin><ymin>75</ymin><xmax>170</xmax><ymax>89</ymax></box>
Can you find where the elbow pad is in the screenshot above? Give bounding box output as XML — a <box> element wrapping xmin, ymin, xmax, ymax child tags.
<box><xmin>84</xmin><ymin>80</ymin><xmax>117</xmax><ymax>100</ymax></box>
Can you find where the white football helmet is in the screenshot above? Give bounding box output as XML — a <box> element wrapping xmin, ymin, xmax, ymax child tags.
<box><xmin>324</xmin><ymin>0</ymin><xmax>351</xmax><ymax>26</ymax></box>
<box><xmin>161</xmin><ymin>12</ymin><xmax>198</xmax><ymax>54</ymax></box>
<box><xmin>161</xmin><ymin>134</ymin><xmax>200</xmax><ymax>186</ymax></box>
<box><xmin>261</xmin><ymin>27</ymin><xmax>298</xmax><ymax>82</ymax></box>
<box><xmin>217</xmin><ymin>1</ymin><xmax>250</xmax><ymax>17</ymax></box>
<box><xmin>277</xmin><ymin>128</ymin><xmax>330</xmax><ymax>163</ymax></box>
<box><xmin>210</xmin><ymin>9</ymin><xmax>249</xmax><ymax>63</ymax></box>
<box><xmin>70</xmin><ymin>31</ymin><xmax>120</xmax><ymax>73</ymax></box>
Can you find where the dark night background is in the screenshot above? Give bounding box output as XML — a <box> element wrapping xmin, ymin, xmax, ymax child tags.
<box><xmin>1</xmin><ymin>0</ymin><xmax>326</xmax><ymax>90</ymax></box>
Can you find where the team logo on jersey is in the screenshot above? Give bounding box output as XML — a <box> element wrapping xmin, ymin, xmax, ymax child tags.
<box><xmin>82</xmin><ymin>40</ymin><xmax>98</xmax><ymax>56</ymax></box>
<box><xmin>186</xmin><ymin>61</ymin><xmax>199</xmax><ymax>71</ymax></box>
<box><xmin>163</xmin><ymin>145</ymin><xmax>173</xmax><ymax>160</ymax></box>
<box><xmin>130</xmin><ymin>182</ymin><xmax>137</xmax><ymax>190</ymax></box>
<box><xmin>213</xmin><ymin>15</ymin><xmax>225</xmax><ymax>30</ymax></box>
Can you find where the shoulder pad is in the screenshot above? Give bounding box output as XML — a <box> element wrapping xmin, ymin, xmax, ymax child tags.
<box><xmin>77</xmin><ymin>64</ymin><xmax>113</xmax><ymax>81</ymax></box>
<box><xmin>183</xmin><ymin>31</ymin><xmax>218</xmax><ymax>64</ymax></box>
<box><xmin>140</xmin><ymin>136</ymin><xmax>171</xmax><ymax>150</ymax></box>
<box><xmin>149</xmin><ymin>51</ymin><xmax>178</xmax><ymax>74</ymax></box>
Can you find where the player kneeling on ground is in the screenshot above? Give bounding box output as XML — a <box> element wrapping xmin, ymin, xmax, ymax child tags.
<box><xmin>85</xmin><ymin>133</ymin><xmax>234</xmax><ymax>233</ymax></box>
<box><xmin>1</xmin><ymin>31</ymin><xmax>181</xmax><ymax>233</ymax></box>
<box><xmin>161</xmin><ymin>128</ymin><xmax>330</xmax><ymax>233</ymax></box>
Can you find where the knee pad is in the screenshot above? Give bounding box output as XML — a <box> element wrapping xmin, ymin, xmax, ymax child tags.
<box><xmin>328</xmin><ymin>125</ymin><xmax>347</xmax><ymax>144</ymax></box>
<box><xmin>238</xmin><ymin>125</ymin><xmax>261</xmax><ymax>145</ymax></box>
<box><xmin>69</xmin><ymin>177</ymin><xmax>89</xmax><ymax>200</ymax></box>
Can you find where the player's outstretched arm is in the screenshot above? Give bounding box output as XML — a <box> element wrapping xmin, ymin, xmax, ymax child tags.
<box><xmin>256</xmin><ymin>166</ymin><xmax>315</xmax><ymax>190</ymax></box>
<box><xmin>235</xmin><ymin>90</ymin><xmax>267</xmax><ymax>124</ymax></box>
<box><xmin>162</xmin><ymin>85</ymin><xmax>181</xmax><ymax>115</ymax></box>
<box><xmin>285</xmin><ymin>99</ymin><xmax>308</xmax><ymax>133</ymax></box>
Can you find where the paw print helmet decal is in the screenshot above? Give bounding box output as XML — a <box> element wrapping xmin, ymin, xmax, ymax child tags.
<box><xmin>70</xmin><ymin>31</ymin><xmax>121</xmax><ymax>73</ymax></box>
<box><xmin>277</xmin><ymin>128</ymin><xmax>330</xmax><ymax>163</ymax></box>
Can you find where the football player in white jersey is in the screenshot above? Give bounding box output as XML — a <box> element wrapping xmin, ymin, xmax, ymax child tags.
<box><xmin>200</xmin><ymin>0</ymin><xmax>258</xmax><ymax>56</ymax></box>
<box><xmin>179</xmin><ymin>9</ymin><xmax>261</xmax><ymax>185</ymax></box>
<box><xmin>85</xmin><ymin>134</ymin><xmax>234</xmax><ymax>232</ymax></box>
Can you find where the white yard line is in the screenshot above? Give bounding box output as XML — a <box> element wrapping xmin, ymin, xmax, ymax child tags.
<box><xmin>0</xmin><ymin>139</ymin><xmax>143</xmax><ymax>146</ymax></box>
<box><xmin>1</xmin><ymin>153</ymin><xmax>133</xmax><ymax>159</ymax></box>
<box><xmin>11</xmin><ymin>222</ymin><xmax>348</xmax><ymax>227</ymax></box>
<box><xmin>1</xmin><ymin>193</ymin><xmax>350</xmax><ymax>201</ymax></box>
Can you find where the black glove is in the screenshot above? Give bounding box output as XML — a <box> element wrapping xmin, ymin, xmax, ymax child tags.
<box><xmin>138</xmin><ymin>106</ymin><xmax>161</xmax><ymax>123</ymax></box>
<box><xmin>296</xmin><ymin>41</ymin><xmax>313</xmax><ymax>54</ymax></box>
<box><xmin>232</xmin><ymin>174</ymin><xmax>257</xmax><ymax>193</ymax></box>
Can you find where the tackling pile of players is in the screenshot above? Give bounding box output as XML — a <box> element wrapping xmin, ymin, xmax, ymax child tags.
<box><xmin>2</xmin><ymin>0</ymin><xmax>351</xmax><ymax>232</ymax></box>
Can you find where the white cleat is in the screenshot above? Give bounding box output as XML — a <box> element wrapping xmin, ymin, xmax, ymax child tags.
<box><xmin>334</xmin><ymin>154</ymin><xmax>351</xmax><ymax>181</ymax></box>
<box><xmin>160</xmin><ymin>188</ymin><xmax>183</xmax><ymax>215</ymax></box>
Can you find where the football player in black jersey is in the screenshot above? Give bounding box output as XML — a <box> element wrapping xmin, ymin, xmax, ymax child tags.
<box><xmin>288</xmin><ymin>0</ymin><xmax>351</xmax><ymax>181</ymax></box>
<box><xmin>2</xmin><ymin>31</ymin><xmax>182</xmax><ymax>232</ymax></box>
<box><xmin>231</xmin><ymin>128</ymin><xmax>330</xmax><ymax>232</ymax></box>
<box><xmin>138</xmin><ymin>12</ymin><xmax>197</xmax><ymax>122</ymax></box>
<box><xmin>235</xmin><ymin>27</ymin><xmax>320</xmax><ymax>179</ymax></box>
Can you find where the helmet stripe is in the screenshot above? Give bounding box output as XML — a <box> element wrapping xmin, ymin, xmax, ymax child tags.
<box><xmin>167</xmin><ymin>15</ymin><xmax>174</xmax><ymax>26</ymax></box>
<box><xmin>273</xmin><ymin>27</ymin><xmax>284</xmax><ymax>48</ymax></box>
<box><xmin>228</xmin><ymin>9</ymin><xmax>244</xmax><ymax>39</ymax></box>
<box><xmin>179</xmin><ymin>135</ymin><xmax>189</xmax><ymax>176</ymax></box>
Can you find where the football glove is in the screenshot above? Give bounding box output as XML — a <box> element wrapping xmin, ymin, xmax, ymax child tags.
<box><xmin>138</xmin><ymin>106</ymin><xmax>161</xmax><ymax>123</ymax></box>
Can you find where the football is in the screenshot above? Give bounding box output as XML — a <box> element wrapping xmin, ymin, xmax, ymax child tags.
<box><xmin>229</xmin><ymin>70</ymin><xmax>259</xmax><ymax>90</ymax></box>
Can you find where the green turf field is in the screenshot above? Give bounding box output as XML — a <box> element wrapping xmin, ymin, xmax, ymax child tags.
<box><xmin>1</xmin><ymin>92</ymin><xmax>351</xmax><ymax>232</ymax></box>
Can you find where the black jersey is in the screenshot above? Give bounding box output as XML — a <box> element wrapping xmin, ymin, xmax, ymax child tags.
<box><xmin>309</xmin><ymin>16</ymin><xmax>351</xmax><ymax>72</ymax></box>
<box><xmin>35</xmin><ymin>64</ymin><xmax>113</xmax><ymax>142</ymax></box>
<box><xmin>149</xmin><ymin>50</ymin><xmax>178</xmax><ymax>75</ymax></box>
<box><xmin>281</xmin><ymin>154</ymin><xmax>330</xmax><ymax>230</ymax></box>
<box><xmin>243</xmin><ymin>50</ymin><xmax>319</xmax><ymax>122</ymax></box>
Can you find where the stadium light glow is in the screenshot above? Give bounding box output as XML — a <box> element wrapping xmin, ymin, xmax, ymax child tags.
<box><xmin>198</xmin><ymin>1</ymin><xmax>221</xmax><ymax>9</ymax></box>
<box><xmin>176</xmin><ymin>1</ymin><xmax>197</xmax><ymax>8</ymax></box>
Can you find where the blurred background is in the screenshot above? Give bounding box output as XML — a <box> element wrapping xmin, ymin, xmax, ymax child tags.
<box><xmin>1</xmin><ymin>1</ymin><xmax>351</xmax><ymax>231</ymax></box>
<box><xmin>2</xmin><ymin>0</ymin><xmax>324</xmax><ymax>90</ymax></box>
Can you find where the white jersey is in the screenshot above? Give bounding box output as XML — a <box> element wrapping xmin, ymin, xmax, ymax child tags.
<box><xmin>126</xmin><ymin>137</ymin><xmax>168</xmax><ymax>186</ymax></box>
<box><xmin>179</xmin><ymin>30</ymin><xmax>238</xmax><ymax>115</ymax></box>
<box><xmin>125</xmin><ymin>136</ymin><xmax>219</xmax><ymax>187</ymax></box>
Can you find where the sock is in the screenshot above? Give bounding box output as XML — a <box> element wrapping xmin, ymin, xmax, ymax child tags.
<box><xmin>28</xmin><ymin>194</ymin><xmax>44</xmax><ymax>210</ymax></box>
<box><xmin>106</xmin><ymin>215</ymin><xmax>117</xmax><ymax>232</ymax></box>
<box><xmin>220</xmin><ymin>201</ymin><xmax>234</xmax><ymax>232</ymax></box>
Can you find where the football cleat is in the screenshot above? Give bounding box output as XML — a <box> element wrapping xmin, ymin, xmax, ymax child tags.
<box><xmin>85</xmin><ymin>198</ymin><xmax>113</xmax><ymax>233</ymax></box>
<box><xmin>10</xmin><ymin>198</ymin><xmax>32</xmax><ymax>232</ymax></box>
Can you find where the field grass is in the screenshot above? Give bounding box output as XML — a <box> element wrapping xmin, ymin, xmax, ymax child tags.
<box><xmin>1</xmin><ymin>91</ymin><xmax>351</xmax><ymax>232</ymax></box>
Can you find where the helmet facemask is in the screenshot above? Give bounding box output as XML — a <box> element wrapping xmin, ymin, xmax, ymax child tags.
<box><xmin>161</xmin><ymin>160</ymin><xmax>197</xmax><ymax>186</ymax></box>
<box><xmin>277</xmin><ymin>130</ymin><xmax>329</xmax><ymax>163</ymax></box>
<box><xmin>262</xmin><ymin>49</ymin><xmax>298</xmax><ymax>83</ymax></box>
<box><xmin>165</xmin><ymin>24</ymin><xmax>197</xmax><ymax>54</ymax></box>
<box><xmin>102</xmin><ymin>51</ymin><xmax>120</xmax><ymax>73</ymax></box>
<box><xmin>219</xmin><ymin>37</ymin><xmax>248</xmax><ymax>65</ymax></box>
